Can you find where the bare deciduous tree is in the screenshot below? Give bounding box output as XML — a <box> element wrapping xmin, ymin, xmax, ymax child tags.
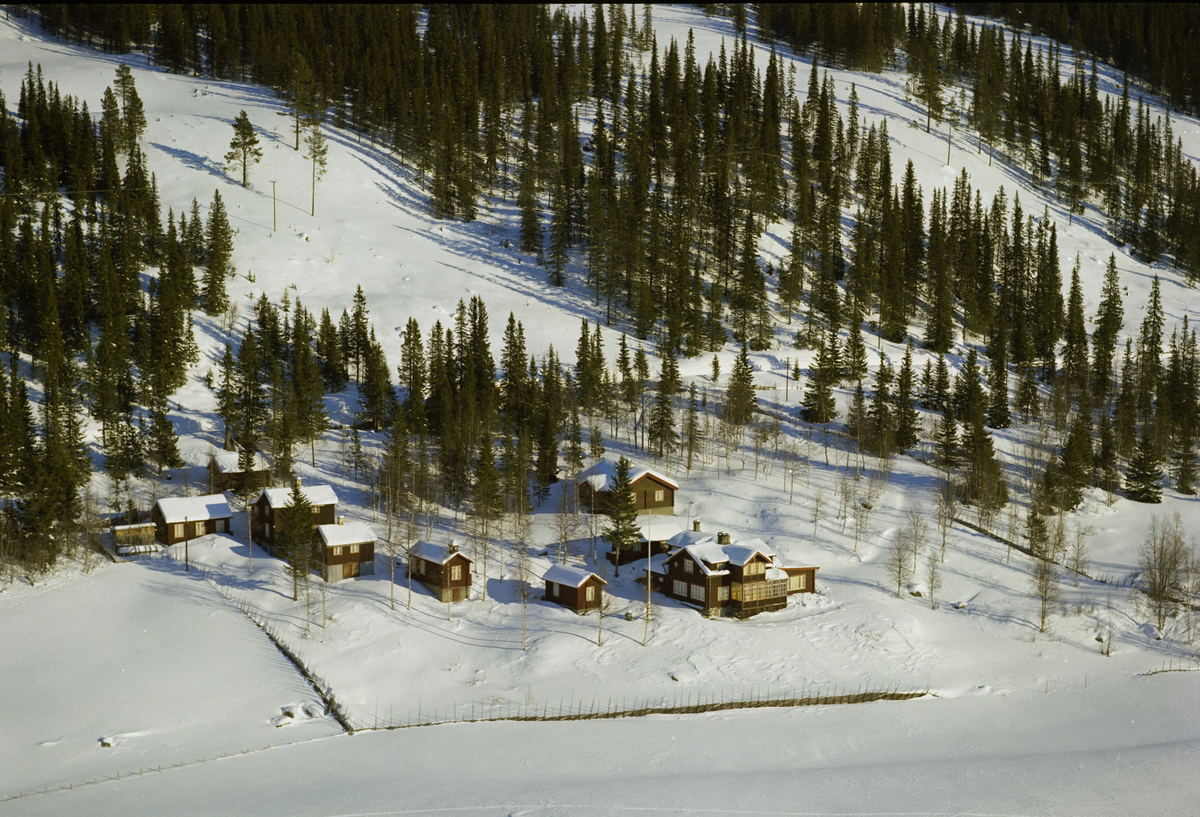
<box><xmin>926</xmin><ymin>549</ymin><xmax>942</xmax><ymax>610</ymax></box>
<box><xmin>884</xmin><ymin>530</ymin><xmax>912</xmax><ymax>598</ymax></box>
<box><xmin>1068</xmin><ymin>523</ymin><xmax>1092</xmax><ymax>587</ymax></box>
<box><xmin>811</xmin><ymin>490</ymin><xmax>825</xmax><ymax>545</ymax></box>
<box><xmin>1140</xmin><ymin>512</ymin><xmax>1188</xmax><ymax>634</ymax></box>
<box><xmin>1031</xmin><ymin>555</ymin><xmax>1060</xmax><ymax>633</ymax></box>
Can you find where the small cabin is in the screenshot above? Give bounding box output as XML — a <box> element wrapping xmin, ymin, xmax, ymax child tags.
<box><xmin>409</xmin><ymin>540</ymin><xmax>474</xmax><ymax>602</ymax></box>
<box><xmin>543</xmin><ymin>564</ymin><xmax>607</xmax><ymax>613</ymax></box>
<box><xmin>208</xmin><ymin>450</ymin><xmax>270</xmax><ymax>494</ymax></box>
<box><xmin>656</xmin><ymin>532</ymin><xmax>818</xmax><ymax>617</ymax></box>
<box><xmin>251</xmin><ymin>484</ymin><xmax>338</xmax><ymax>556</ymax></box>
<box><xmin>151</xmin><ymin>495</ymin><xmax>233</xmax><ymax>546</ymax></box>
<box><xmin>576</xmin><ymin>459</ymin><xmax>677</xmax><ymax>516</ymax></box>
<box><xmin>315</xmin><ymin>521</ymin><xmax>376</xmax><ymax>581</ymax></box>
<box><xmin>607</xmin><ymin>516</ymin><xmax>685</xmax><ymax>567</ymax></box>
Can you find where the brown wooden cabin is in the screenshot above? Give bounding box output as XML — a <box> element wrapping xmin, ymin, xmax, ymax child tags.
<box><xmin>543</xmin><ymin>564</ymin><xmax>607</xmax><ymax>613</ymax></box>
<box><xmin>251</xmin><ymin>484</ymin><xmax>338</xmax><ymax>556</ymax></box>
<box><xmin>315</xmin><ymin>521</ymin><xmax>376</xmax><ymax>581</ymax></box>
<box><xmin>654</xmin><ymin>532</ymin><xmax>818</xmax><ymax>617</ymax></box>
<box><xmin>151</xmin><ymin>496</ymin><xmax>233</xmax><ymax>546</ymax></box>
<box><xmin>576</xmin><ymin>459</ymin><xmax>678</xmax><ymax>516</ymax></box>
<box><xmin>208</xmin><ymin>450</ymin><xmax>270</xmax><ymax>494</ymax></box>
<box><xmin>409</xmin><ymin>540</ymin><xmax>474</xmax><ymax>602</ymax></box>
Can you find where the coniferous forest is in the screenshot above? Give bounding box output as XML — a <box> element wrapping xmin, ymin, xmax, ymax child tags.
<box><xmin>3</xmin><ymin>3</ymin><xmax>1200</xmax><ymax>581</ymax></box>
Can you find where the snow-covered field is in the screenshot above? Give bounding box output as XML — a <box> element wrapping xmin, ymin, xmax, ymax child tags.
<box><xmin>3</xmin><ymin>6</ymin><xmax>1200</xmax><ymax>815</ymax></box>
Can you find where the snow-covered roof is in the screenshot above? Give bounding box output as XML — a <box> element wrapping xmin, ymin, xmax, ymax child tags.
<box><xmin>154</xmin><ymin>495</ymin><xmax>232</xmax><ymax>524</ymax></box>
<box><xmin>575</xmin><ymin>459</ymin><xmax>679</xmax><ymax>492</ymax></box>
<box><xmin>316</xmin><ymin>522</ymin><xmax>377</xmax><ymax>548</ymax></box>
<box><xmin>665</xmin><ymin>536</ymin><xmax>777</xmax><ymax>576</ymax></box>
<box><xmin>256</xmin><ymin>484</ymin><xmax>339</xmax><ymax>508</ymax></box>
<box><xmin>636</xmin><ymin>517</ymin><xmax>685</xmax><ymax>542</ymax></box>
<box><xmin>210</xmin><ymin>450</ymin><xmax>268</xmax><ymax>473</ymax></box>
<box><xmin>765</xmin><ymin>566</ymin><xmax>789</xmax><ymax>582</ymax></box>
<box><xmin>543</xmin><ymin>564</ymin><xmax>606</xmax><ymax>588</ymax></box>
<box><xmin>410</xmin><ymin>540</ymin><xmax>473</xmax><ymax>565</ymax></box>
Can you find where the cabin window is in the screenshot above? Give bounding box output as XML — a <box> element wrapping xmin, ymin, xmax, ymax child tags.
<box><xmin>789</xmin><ymin>574</ymin><xmax>807</xmax><ymax>591</ymax></box>
<box><xmin>690</xmin><ymin>584</ymin><xmax>706</xmax><ymax>601</ymax></box>
<box><xmin>311</xmin><ymin>506</ymin><xmax>319</xmax><ymax>514</ymax></box>
<box><xmin>349</xmin><ymin>544</ymin><xmax>359</xmax><ymax>554</ymax></box>
<box><xmin>717</xmin><ymin>586</ymin><xmax>730</xmax><ymax>601</ymax></box>
<box><xmin>265</xmin><ymin>523</ymin><xmax>272</xmax><ymax>539</ymax></box>
<box><xmin>654</xmin><ymin>490</ymin><xmax>664</xmax><ymax>502</ymax></box>
<box><xmin>683</xmin><ymin>559</ymin><xmax>693</xmax><ymax>574</ymax></box>
<box><xmin>216</xmin><ymin>519</ymin><xmax>227</xmax><ymax>534</ymax></box>
<box><xmin>412</xmin><ymin>557</ymin><xmax>423</xmax><ymax>573</ymax></box>
<box><xmin>173</xmin><ymin>523</ymin><xmax>185</xmax><ymax>540</ymax></box>
<box><xmin>450</xmin><ymin>564</ymin><xmax>462</xmax><ymax>581</ymax></box>
<box><xmin>550</xmin><ymin>581</ymin><xmax>559</xmax><ymax>596</ymax></box>
<box><xmin>333</xmin><ymin>546</ymin><xmax>343</xmax><ymax>556</ymax></box>
<box><xmin>745</xmin><ymin>561</ymin><xmax>764</xmax><ymax>576</ymax></box>
<box><xmin>585</xmin><ymin>586</ymin><xmax>595</xmax><ymax>602</ymax></box>
<box><xmin>630</xmin><ymin>491</ymin><xmax>638</xmax><ymax>504</ymax></box>
<box><xmin>673</xmin><ymin>580</ymin><xmax>688</xmax><ymax>597</ymax></box>
<box><xmin>194</xmin><ymin>521</ymin><xmax>205</xmax><ymax>537</ymax></box>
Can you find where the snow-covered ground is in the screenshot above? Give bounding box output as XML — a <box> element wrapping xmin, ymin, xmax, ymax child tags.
<box><xmin>3</xmin><ymin>6</ymin><xmax>1200</xmax><ymax>814</ymax></box>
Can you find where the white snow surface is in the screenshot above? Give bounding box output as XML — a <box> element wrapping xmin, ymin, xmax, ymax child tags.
<box><xmin>3</xmin><ymin>6</ymin><xmax>1200</xmax><ymax>815</ymax></box>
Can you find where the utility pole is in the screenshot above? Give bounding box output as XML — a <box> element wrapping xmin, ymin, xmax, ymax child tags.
<box><xmin>184</xmin><ymin>516</ymin><xmax>190</xmax><ymax>572</ymax></box>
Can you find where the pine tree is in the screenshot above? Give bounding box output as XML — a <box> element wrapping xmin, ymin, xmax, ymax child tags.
<box><xmin>224</xmin><ymin>110</ymin><xmax>262</xmax><ymax>187</ymax></box>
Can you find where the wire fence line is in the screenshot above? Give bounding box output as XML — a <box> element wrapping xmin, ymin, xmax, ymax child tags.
<box><xmin>349</xmin><ymin>684</ymin><xmax>928</xmax><ymax>732</ymax></box>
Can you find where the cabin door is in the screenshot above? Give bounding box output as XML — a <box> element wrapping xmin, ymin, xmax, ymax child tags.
<box><xmin>344</xmin><ymin>560</ymin><xmax>360</xmax><ymax>579</ymax></box>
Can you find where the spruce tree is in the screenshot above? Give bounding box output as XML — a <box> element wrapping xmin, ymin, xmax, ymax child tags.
<box><xmin>1125</xmin><ymin>424</ymin><xmax>1163</xmax><ymax>503</ymax></box>
<box><xmin>894</xmin><ymin>342</ymin><xmax>920</xmax><ymax>452</ymax></box>
<box><xmin>725</xmin><ymin>342</ymin><xmax>757</xmax><ymax>427</ymax></box>
<box><xmin>202</xmin><ymin>190</ymin><xmax>232</xmax><ymax>315</ymax></box>
<box><xmin>603</xmin><ymin>456</ymin><xmax>640</xmax><ymax>576</ymax></box>
<box><xmin>277</xmin><ymin>482</ymin><xmax>315</xmax><ymax>601</ymax></box>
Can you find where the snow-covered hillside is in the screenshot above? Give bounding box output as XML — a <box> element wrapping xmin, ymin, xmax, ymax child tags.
<box><xmin>2</xmin><ymin>6</ymin><xmax>1199</xmax><ymax>815</ymax></box>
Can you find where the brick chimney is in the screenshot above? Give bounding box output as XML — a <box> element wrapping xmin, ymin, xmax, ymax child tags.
<box><xmin>717</xmin><ymin>532</ymin><xmax>731</xmax><ymax>545</ymax></box>
<box><xmin>692</xmin><ymin>519</ymin><xmax>701</xmax><ymax>532</ymax></box>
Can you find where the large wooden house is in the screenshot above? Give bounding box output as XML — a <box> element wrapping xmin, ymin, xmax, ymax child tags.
<box><xmin>409</xmin><ymin>540</ymin><xmax>473</xmax><ymax>602</ymax></box>
<box><xmin>151</xmin><ymin>495</ymin><xmax>233</xmax><ymax>546</ymax></box>
<box><xmin>577</xmin><ymin>459</ymin><xmax>678</xmax><ymax>516</ymax></box>
<box><xmin>251</xmin><ymin>484</ymin><xmax>338</xmax><ymax>556</ymax></box>
<box><xmin>651</xmin><ymin>532</ymin><xmax>818</xmax><ymax>617</ymax></box>
<box><xmin>208</xmin><ymin>450</ymin><xmax>270</xmax><ymax>494</ymax></box>
<box><xmin>315</xmin><ymin>521</ymin><xmax>376</xmax><ymax>581</ymax></box>
<box><xmin>543</xmin><ymin>564</ymin><xmax>607</xmax><ymax>613</ymax></box>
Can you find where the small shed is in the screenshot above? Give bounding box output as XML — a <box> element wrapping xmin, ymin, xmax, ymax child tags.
<box><xmin>208</xmin><ymin>450</ymin><xmax>270</xmax><ymax>494</ymax></box>
<box><xmin>151</xmin><ymin>495</ymin><xmax>233</xmax><ymax>546</ymax></box>
<box><xmin>315</xmin><ymin>521</ymin><xmax>376</xmax><ymax>581</ymax></box>
<box><xmin>409</xmin><ymin>540</ymin><xmax>473</xmax><ymax>602</ymax></box>
<box><xmin>252</xmin><ymin>484</ymin><xmax>338</xmax><ymax>555</ymax></box>
<box><xmin>576</xmin><ymin>459</ymin><xmax>678</xmax><ymax>516</ymax></box>
<box><xmin>607</xmin><ymin>516</ymin><xmax>685</xmax><ymax>566</ymax></box>
<box><xmin>543</xmin><ymin>564</ymin><xmax>607</xmax><ymax>613</ymax></box>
